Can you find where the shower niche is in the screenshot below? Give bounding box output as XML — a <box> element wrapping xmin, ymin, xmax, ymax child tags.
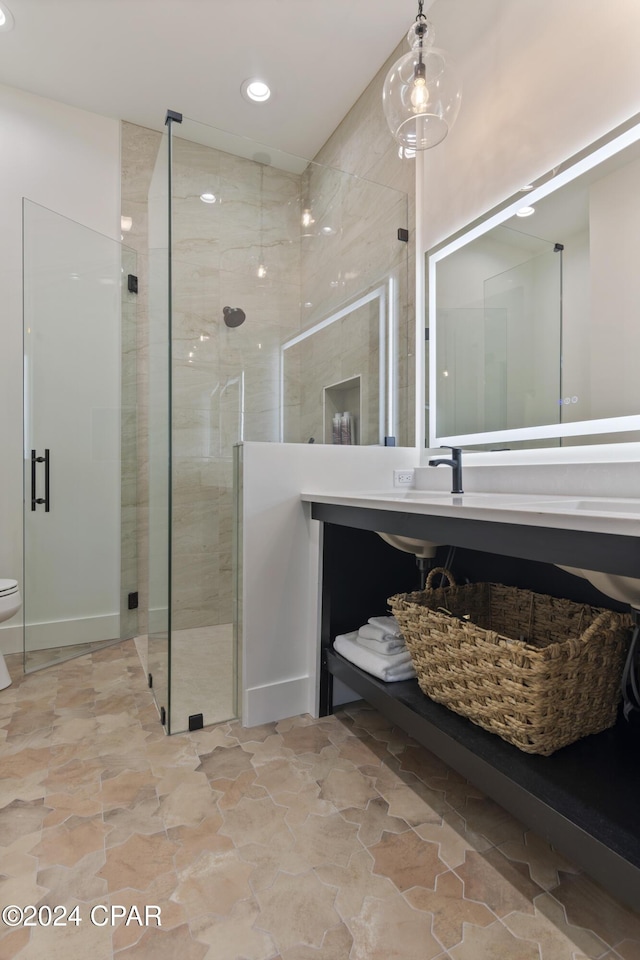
<box><xmin>323</xmin><ymin>376</ymin><xmax>361</xmax><ymax>445</ymax></box>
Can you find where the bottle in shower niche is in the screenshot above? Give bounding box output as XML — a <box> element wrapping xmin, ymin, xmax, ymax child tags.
<box><xmin>332</xmin><ymin>413</ymin><xmax>341</xmax><ymax>444</ymax></box>
<box><xmin>340</xmin><ymin>412</ymin><xmax>353</xmax><ymax>444</ymax></box>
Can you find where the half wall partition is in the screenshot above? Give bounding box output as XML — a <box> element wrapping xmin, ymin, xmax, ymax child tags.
<box><xmin>148</xmin><ymin>114</ymin><xmax>409</xmax><ymax>733</ymax></box>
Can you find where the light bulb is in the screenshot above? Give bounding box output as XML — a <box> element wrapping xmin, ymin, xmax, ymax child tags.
<box><xmin>301</xmin><ymin>208</ymin><xmax>314</xmax><ymax>228</ymax></box>
<box><xmin>411</xmin><ymin>76</ymin><xmax>429</xmax><ymax>111</ymax></box>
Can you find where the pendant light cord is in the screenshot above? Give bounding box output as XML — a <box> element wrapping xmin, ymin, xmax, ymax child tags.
<box><xmin>416</xmin><ymin>0</ymin><xmax>426</xmax><ymax>21</ymax></box>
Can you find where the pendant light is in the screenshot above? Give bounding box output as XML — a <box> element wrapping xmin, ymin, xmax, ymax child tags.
<box><xmin>383</xmin><ymin>0</ymin><xmax>461</xmax><ymax>152</ymax></box>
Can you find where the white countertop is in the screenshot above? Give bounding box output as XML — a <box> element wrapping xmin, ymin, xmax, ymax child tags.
<box><xmin>301</xmin><ymin>489</ymin><xmax>640</xmax><ymax>537</ymax></box>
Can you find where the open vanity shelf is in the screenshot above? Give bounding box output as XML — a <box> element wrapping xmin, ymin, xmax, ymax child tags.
<box><xmin>310</xmin><ymin>498</ymin><xmax>640</xmax><ymax>912</ymax></box>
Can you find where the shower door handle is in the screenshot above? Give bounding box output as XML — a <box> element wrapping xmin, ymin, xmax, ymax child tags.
<box><xmin>30</xmin><ymin>449</ymin><xmax>50</xmax><ymax>512</ymax></box>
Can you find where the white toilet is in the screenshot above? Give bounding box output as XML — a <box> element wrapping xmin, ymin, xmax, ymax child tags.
<box><xmin>0</xmin><ymin>578</ymin><xmax>21</xmax><ymax>691</ymax></box>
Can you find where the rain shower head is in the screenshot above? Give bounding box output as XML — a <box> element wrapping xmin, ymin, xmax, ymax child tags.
<box><xmin>223</xmin><ymin>306</ymin><xmax>246</xmax><ymax>328</ymax></box>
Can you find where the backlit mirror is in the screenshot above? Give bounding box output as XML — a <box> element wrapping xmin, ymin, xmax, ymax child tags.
<box><xmin>427</xmin><ymin>112</ymin><xmax>640</xmax><ymax>451</ymax></box>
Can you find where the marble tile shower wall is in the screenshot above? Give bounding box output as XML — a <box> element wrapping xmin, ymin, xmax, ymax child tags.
<box><xmin>295</xmin><ymin>164</ymin><xmax>410</xmax><ymax>444</ymax></box>
<box><xmin>170</xmin><ymin>137</ymin><xmax>301</xmax><ymax>629</ymax></box>
<box><xmin>309</xmin><ymin>39</ymin><xmax>417</xmax><ymax>446</ymax></box>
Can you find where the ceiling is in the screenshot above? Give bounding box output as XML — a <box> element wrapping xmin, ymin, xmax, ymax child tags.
<box><xmin>0</xmin><ymin>0</ymin><xmax>436</xmax><ymax>161</ymax></box>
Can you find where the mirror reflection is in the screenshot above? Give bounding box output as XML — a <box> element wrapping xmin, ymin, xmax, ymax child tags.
<box><xmin>428</xmin><ymin>114</ymin><xmax>640</xmax><ymax>450</ymax></box>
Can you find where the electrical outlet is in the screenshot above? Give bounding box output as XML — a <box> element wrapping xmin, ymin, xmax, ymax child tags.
<box><xmin>393</xmin><ymin>468</ymin><xmax>415</xmax><ymax>487</ymax></box>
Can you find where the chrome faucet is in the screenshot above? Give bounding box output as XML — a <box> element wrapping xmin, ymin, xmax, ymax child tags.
<box><xmin>428</xmin><ymin>445</ymin><xmax>463</xmax><ymax>494</ymax></box>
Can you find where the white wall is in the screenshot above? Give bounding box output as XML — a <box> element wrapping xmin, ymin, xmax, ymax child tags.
<box><xmin>0</xmin><ymin>83</ymin><xmax>120</xmax><ymax>653</ymax></box>
<box><xmin>421</xmin><ymin>0</ymin><xmax>640</xmax><ymax>251</ymax></box>
<box><xmin>239</xmin><ymin>442</ymin><xmax>419</xmax><ymax>725</ymax></box>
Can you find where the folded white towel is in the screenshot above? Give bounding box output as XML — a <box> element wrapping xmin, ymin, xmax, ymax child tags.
<box><xmin>368</xmin><ymin>615</ymin><xmax>403</xmax><ymax>638</ymax></box>
<box><xmin>358</xmin><ymin>623</ymin><xmax>392</xmax><ymax>642</ymax></box>
<box><xmin>334</xmin><ymin>633</ymin><xmax>415</xmax><ymax>682</ymax></box>
<box><xmin>357</xmin><ymin>630</ymin><xmax>406</xmax><ymax>656</ymax></box>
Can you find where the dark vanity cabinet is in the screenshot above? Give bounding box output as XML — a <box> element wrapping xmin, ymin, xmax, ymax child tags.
<box><xmin>311</xmin><ymin>500</ymin><xmax>640</xmax><ymax>912</ymax></box>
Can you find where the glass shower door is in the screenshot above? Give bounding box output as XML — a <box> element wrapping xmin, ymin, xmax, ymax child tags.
<box><xmin>22</xmin><ymin>200</ymin><xmax>137</xmax><ymax>672</ymax></box>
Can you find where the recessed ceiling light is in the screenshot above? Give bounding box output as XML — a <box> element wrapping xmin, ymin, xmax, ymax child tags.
<box><xmin>321</xmin><ymin>226</ymin><xmax>336</xmax><ymax>236</ymax></box>
<box><xmin>516</xmin><ymin>206</ymin><xmax>536</xmax><ymax>217</ymax></box>
<box><xmin>200</xmin><ymin>193</ymin><xmax>217</xmax><ymax>203</ymax></box>
<box><xmin>0</xmin><ymin>2</ymin><xmax>15</xmax><ymax>30</ymax></box>
<box><xmin>520</xmin><ymin>184</ymin><xmax>534</xmax><ymax>192</ymax></box>
<box><xmin>241</xmin><ymin>79</ymin><xmax>271</xmax><ymax>103</ymax></box>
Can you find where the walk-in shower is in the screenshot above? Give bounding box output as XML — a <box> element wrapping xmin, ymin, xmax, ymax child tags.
<box><xmin>146</xmin><ymin>113</ymin><xmax>409</xmax><ymax>733</ymax></box>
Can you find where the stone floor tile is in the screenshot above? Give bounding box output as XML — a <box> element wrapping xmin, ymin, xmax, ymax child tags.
<box><xmin>100</xmin><ymin>771</ymin><xmax>157</xmax><ymax>811</ymax></box>
<box><xmin>455</xmin><ymin>848</ymin><xmax>545</xmax><ymax>918</ymax></box>
<box><xmin>405</xmin><ymin>869</ymin><xmax>495</xmax><ymax>949</ymax></box>
<box><xmin>280</xmin><ymin>783</ymin><xmax>336</xmax><ymax>826</ymax></box>
<box><xmin>414</xmin><ymin>806</ymin><xmax>493</xmax><ymax>870</ymax></box>
<box><xmin>503</xmin><ymin>891</ymin><xmax>610</xmax><ymax>960</ymax></box>
<box><xmin>36</xmin><ymin>848</ymin><xmax>108</xmax><ymax>904</ymax></box>
<box><xmin>172</xmin><ymin>848</ymin><xmax>254</xmax><ymax>918</ymax></box>
<box><xmin>219</xmin><ymin>796</ymin><xmax>293</xmax><ymax>850</ymax></box>
<box><xmin>291</xmin><ymin>811</ymin><xmax>360</xmax><ymax>868</ymax></box>
<box><xmin>279</xmin><ymin>922</ymin><xmax>353</xmax><ymax>960</ymax></box>
<box><xmin>498</xmin><ymin>832</ymin><xmax>581</xmax><ymax>890</ymax></box>
<box><xmin>252</xmin><ymin>757</ymin><xmax>318</xmax><ymax>800</ymax></box>
<box><xmin>316</xmin><ymin>848</ymin><xmax>398</xmax><ymax>920</ymax></box>
<box><xmin>112</xmin><ymin>923</ymin><xmax>208</xmax><ymax>959</ymax></box>
<box><xmin>278</xmin><ymin>724</ymin><xmax>334</xmax><ymax>756</ymax></box>
<box><xmin>156</xmin><ymin>772</ymin><xmax>215</xmax><ymax>828</ymax></box>
<box><xmin>103</xmin><ymin>798</ymin><xmax>164</xmax><ymax>847</ymax></box>
<box><xmin>448</xmin><ymin>919</ymin><xmax>540</xmax><ymax>960</ymax></box>
<box><xmin>111</xmin><ymin>889</ymin><xmax>187</xmax><ymax>952</ymax></box>
<box><xmin>335</xmin><ymin>733</ymin><xmax>391</xmax><ymax>769</ymax></box>
<box><xmin>191</xmin><ymin>897</ymin><xmax>278</xmax><ymax>960</ymax></box>
<box><xmin>238</xmin><ymin>840</ymin><xmax>312</xmax><ymax>891</ymax></box>
<box><xmin>348</xmin><ymin>891</ymin><xmax>443</xmax><ymax>960</ymax></box>
<box><xmin>0</xmin><ymin>925</ymin><xmax>30</xmax><ymax>959</ymax></box>
<box><xmin>378</xmin><ymin>778</ymin><xmax>447</xmax><ymax>826</ymax></box>
<box><xmin>398</xmin><ymin>743</ymin><xmax>455</xmax><ymax>785</ymax></box>
<box><xmin>12</xmin><ymin>899</ymin><xmax>112</xmax><ymax>960</ymax></box>
<box><xmin>97</xmin><ymin>832</ymin><xmax>178</xmax><ymax>894</ymax></box>
<box><xmin>551</xmin><ymin>873</ymin><xmax>640</xmax><ymax>948</ymax></box>
<box><xmin>0</xmin><ymin>799</ymin><xmax>50</xmax><ymax>846</ymax></box>
<box><xmin>616</xmin><ymin>942</ymin><xmax>640</xmax><ymax>960</ymax></box>
<box><xmin>30</xmin><ymin>816</ymin><xmax>110</xmax><ymax>869</ymax></box>
<box><xmin>456</xmin><ymin>796</ymin><xmax>527</xmax><ymax>847</ymax></box>
<box><xmin>196</xmin><ymin>743</ymin><xmax>255</xmax><ymax>781</ymax></box>
<box><xmin>254</xmin><ymin>870</ymin><xmax>341</xmax><ymax>953</ymax></box>
<box><xmin>318</xmin><ymin>766</ymin><xmax>379</xmax><ymax>810</ymax></box>
<box><xmin>369</xmin><ymin>828</ymin><xmax>448</xmax><ymax>892</ymax></box>
<box><xmin>208</xmin><ymin>769</ymin><xmax>266</xmax><ymax>810</ymax></box>
<box><xmin>43</xmin><ymin>786</ymin><xmax>103</xmax><ymax>827</ymax></box>
<box><xmin>339</xmin><ymin>795</ymin><xmax>408</xmax><ymax>846</ymax></box>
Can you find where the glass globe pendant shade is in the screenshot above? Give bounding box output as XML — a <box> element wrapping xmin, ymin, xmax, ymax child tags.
<box><xmin>383</xmin><ymin>20</ymin><xmax>462</xmax><ymax>151</ymax></box>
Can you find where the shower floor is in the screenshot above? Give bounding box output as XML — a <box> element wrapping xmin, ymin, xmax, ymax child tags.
<box><xmin>140</xmin><ymin>623</ymin><xmax>237</xmax><ymax>734</ymax></box>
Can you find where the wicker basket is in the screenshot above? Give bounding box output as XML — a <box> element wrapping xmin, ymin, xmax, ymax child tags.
<box><xmin>388</xmin><ymin>567</ymin><xmax>632</xmax><ymax>755</ymax></box>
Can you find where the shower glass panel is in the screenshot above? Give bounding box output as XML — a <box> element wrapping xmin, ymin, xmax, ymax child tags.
<box><xmin>147</xmin><ymin>127</ymin><xmax>171</xmax><ymax>724</ymax></box>
<box><xmin>150</xmin><ymin>115</ymin><xmax>408</xmax><ymax>733</ymax></box>
<box><xmin>22</xmin><ymin>200</ymin><xmax>137</xmax><ymax>672</ymax></box>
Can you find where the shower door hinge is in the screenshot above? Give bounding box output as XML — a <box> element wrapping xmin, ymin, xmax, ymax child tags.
<box><xmin>188</xmin><ymin>713</ymin><xmax>204</xmax><ymax>731</ymax></box>
<box><xmin>160</xmin><ymin>706</ymin><xmax>167</xmax><ymax>726</ymax></box>
<box><xmin>127</xmin><ymin>274</ymin><xmax>138</xmax><ymax>294</ymax></box>
<box><xmin>397</xmin><ymin>228</ymin><xmax>409</xmax><ymax>242</ymax></box>
<box><xmin>148</xmin><ymin>673</ymin><xmax>153</xmax><ymax>689</ymax></box>
<box><xmin>128</xmin><ymin>591</ymin><xmax>139</xmax><ymax>610</ymax></box>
